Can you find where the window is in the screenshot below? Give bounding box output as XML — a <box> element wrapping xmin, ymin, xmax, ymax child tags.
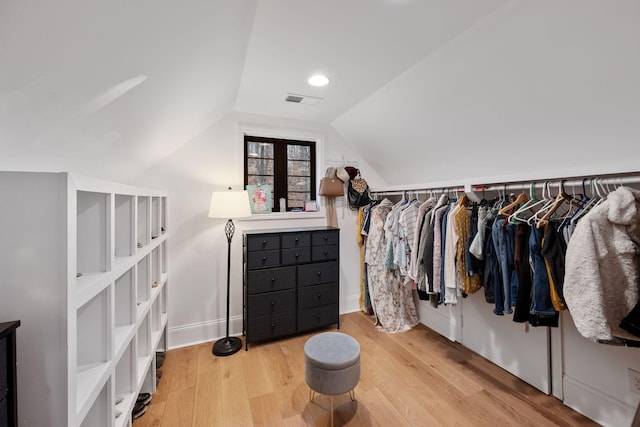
<box><xmin>244</xmin><ymin>135</ymin><xmax>316</xmax><ymax>211</ymax></box>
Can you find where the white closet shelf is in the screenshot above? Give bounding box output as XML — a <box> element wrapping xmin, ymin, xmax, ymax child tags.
<box><xmin>114</xmin><ymin>393</ymin><xmax>136</xmax><ymax>427</ymax></box>
<box><xmin>75</xmin><ymin>273</ymin><xmax>111</xmax><ymax>308</ymax></box>
<box><xmin>136</xmin><ymin>355</ymin><xmax>153</xmax><ymax>389</ymax></box>
<box><xmin>1</xmin><ymin>172</ymin><xmax>167</xmax><ymax>427</ymax></box>
<box><xmin>114</xmin><ymin>325</ymin><xmax>136</xmax><ymax>363</ymax></box>
<box><xmin>136</xmin><ymin>301</ymin><xmax>152</xmax><ymax>325</ymax></box>
<box><xmin>76</xmin><ymin>362</ymin><xmax>111</xmax><ymax>420</ymax></box>
<box><xmin>151</xmin><ymin>315</ymin><xmax>168</xmax><ymax>350</ymax></box>
<box><xmin>75</xmin><ymin>236</ymin><xmax>165</xmax><ymax>309</ymax></box>
<box><xmin>150</xmin><ymin>276</ymin><xmax>167</xmax><ymax>301</ymax></box>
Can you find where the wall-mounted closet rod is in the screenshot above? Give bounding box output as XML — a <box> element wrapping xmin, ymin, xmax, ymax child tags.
<box><xmin>473</xmin><ymin>174</ymin><xmax>640</xmax><ymax>194</ymax></box>
<box><xmin>371</xmin><ymin>187</ymin><xmax>466</xmax><ymax>197</ymax></box>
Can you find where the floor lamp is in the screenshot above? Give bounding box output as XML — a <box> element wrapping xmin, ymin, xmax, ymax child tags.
<box><xmin>208</xmin><ymin>187</ymin><xmax>252</xmax><ymax>356</ymax></box>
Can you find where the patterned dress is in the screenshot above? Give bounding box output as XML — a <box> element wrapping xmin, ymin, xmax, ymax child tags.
<box><xmin>365</xmin><ymin>199</ymin><xmax>419</xmax><ymax>333</ymax></box>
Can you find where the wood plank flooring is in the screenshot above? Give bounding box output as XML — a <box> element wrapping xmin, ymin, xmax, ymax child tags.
<box><xmin>134</xmin><ymin>312</ymin><xmax>598</xmax><ymax>426</ymax></box>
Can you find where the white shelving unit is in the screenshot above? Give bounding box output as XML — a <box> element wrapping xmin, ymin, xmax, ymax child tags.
<box><xmin>0</xmin><ymin>172</ymin><xmax>168</xmax><ymax>427</ymax></box>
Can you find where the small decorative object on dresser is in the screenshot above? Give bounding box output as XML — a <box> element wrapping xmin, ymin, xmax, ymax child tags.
<box><xmin>243</xmin><ymin>227</ymin><xmax>340</xmax><ymax>350</ymax></box>
<box><xmin>246</xmin><ymin>184</ymin><xmax>272</xmax><ymax>214</ymax></box>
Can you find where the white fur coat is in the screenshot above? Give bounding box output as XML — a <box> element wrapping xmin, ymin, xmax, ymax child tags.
<box><xmin>564</xmin><ymin>186</ymin><xmax>640</xmax><ymax>342</ymax></box>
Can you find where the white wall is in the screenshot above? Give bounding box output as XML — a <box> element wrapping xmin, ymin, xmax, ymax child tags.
<box><xmin>130</xmin><ymin>111</ymin><xmax>384</xmax><ymax>348</ymax></box>
<box><xmin>333</xmin><ymin>1</ymin><xmax>640</xmax><ymax>426</ymax></box>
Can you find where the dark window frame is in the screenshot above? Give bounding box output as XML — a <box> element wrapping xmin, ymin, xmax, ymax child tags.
<box><xmin>244</xmin><ymin>135</ymin><xmax>316</xmax><ymax>211</ymax></box>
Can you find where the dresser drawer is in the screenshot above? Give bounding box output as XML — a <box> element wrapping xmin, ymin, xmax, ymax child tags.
<box><xmin>312</xmin><ymin>230</ymin><xmax>339</xmax><ymax>246</ymax></box>
<box><xmin>248</xmin><ymin>312</ymin><xmax>296</xmax><ymax>342</ymax></box>
<box><xmin>282</xmin><ymin>247</ymin><xmax>311</xmax><ymax>265</ymax></box>
<box><xmin>298</xmin><ymin>283</ymin><xmax>338</xmax><ymax>309</ymax></box>
<box><xmin>297</xmin><ymin>261</ymin><xmax>338</xmax><ymax>287</ymax></box>
<box><xmin>247</xmin><ymin>249</ymin><xmax>280</xmax><ymax>269</ymax></box>
<box><xmin>311</xmin><ymin>245</ymin><xmax>338</xmax><ymax>261</ymax></box>
<box><xmin>282</xmin><ymin>232</ymin><xmax>310</xmax><ymax>249</ymax></box>
<box><xmin>246</xmin><ymin>234</ymin><xmax>280</xmax><ymax>252</ymax></box>
<box><xmin>298</xmin><ymin>304</ymin><xmax>339</xmax><ymax>332</ymax></box>
<box><xmin>248</xmin><ymin>289</ymin><xmax>295</xmax><ymax>318</ymax></box>
<box><xmin>247</xmin><ymin>266</ymin><xmax>295</xmax><ymax>294</ymax></box>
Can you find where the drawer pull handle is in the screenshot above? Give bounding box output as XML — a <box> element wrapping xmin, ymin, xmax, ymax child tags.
<box><xmin>316</xmin><ymin>314</ymin><xmax>321</xmax><ymax>319</ymax></box>
<box><xmin>295</xmin><ymin>238</ymin><xmax>299</xmax><ymax>242</ymax></box>
<box><xmin>271</xmin><ymin>300</ymin><xmax>275</xmax><ymax>306</ymax></box>
<box><xmin>295</xmin><ymin>253</ymin><xmax>299</xmax><ymax>258</ymax></box>
<box><xmin>317</xmin><ymin>293</ymin><xmax>322</xmax><ymax>298</ymax></box>
<box><xmin>324</xmin><ymin>235</ymin><xmax>328</xmax><ymax>241</ymax></box>
<box><xmin>317</xmin><ymin>271</ymin><xmax>322</xmax><ymax>276</ymax></box>
<box><xmin>262</xmin><ymin>256</ymin><xmax>267</xmax><ymax>261</ymax></box>
<box><xmin>262</xmin><ymin>240</ymin><xmax>267</xmax><ymax>245</ymax></box>
<box><xmin>271</xmin><ymin>277</ymin><xmax>276</xmax><ymax>282</ymax></box>
<box><xmin>271</xmin><ymin>323</ymin><xmax>276</xmax><ymax>328</ymax></box>
<box><xmin>323</xmin><ymin>250</ymin><xmax>328</xmax><ymax>255</ymax></box>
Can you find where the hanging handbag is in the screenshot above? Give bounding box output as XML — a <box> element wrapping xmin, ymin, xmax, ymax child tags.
<box><xmin>347</xmin><ymin>170</ymin><xmax>371</xmax><ymax>209</ymax></box>
<box><xmin>319</xmin><ymin>177</ymin><xmax>344</xmax><ymax>197</ymax></box>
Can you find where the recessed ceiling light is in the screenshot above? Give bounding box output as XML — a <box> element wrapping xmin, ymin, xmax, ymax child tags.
<box><xmin>307</xmin><ymin>74</ymin><xmax>330</xmax><ymax>87</ymax></box>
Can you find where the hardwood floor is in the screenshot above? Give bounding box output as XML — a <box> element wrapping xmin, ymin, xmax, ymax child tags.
<box><xmin>133</xmin><ymin>312</ymin><xmax>598</xmax><ymax>426</ymax></box>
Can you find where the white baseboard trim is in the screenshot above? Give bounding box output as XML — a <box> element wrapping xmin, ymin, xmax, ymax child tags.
<box><xmin>563</xmin><ymin>376</ymin><xmax>636</xmax><ymax>427</ymax></box>
<box><xmin>417</xmin><ymin>300</ymin><xmax>458</xmax><ymax>342</ymax></box>
<box><xmin>169</xmin><ymin>295</ymin><xmax>363</xmax><ymax>349</ymax></box>
<box><xmin>341</xmin><ymin>294</ymin><xmax>360</xmax><ymax>314</ymax></box>
<box><xmin>168</xmin><ymin>314</ymin><xmax>245</xmax><ymax>350</ymax></box>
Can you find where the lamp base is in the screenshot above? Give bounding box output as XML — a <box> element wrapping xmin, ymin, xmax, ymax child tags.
<box><xmin>212</xmin><ymin>336</ymin><xmax>242</xmax><ymax>356</ymax></box>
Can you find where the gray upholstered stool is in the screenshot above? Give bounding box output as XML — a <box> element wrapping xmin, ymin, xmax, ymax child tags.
<box><xmin>304</xmin><ymin>332</ymin><xmax>360</xmax><ymax>426</ymax></box>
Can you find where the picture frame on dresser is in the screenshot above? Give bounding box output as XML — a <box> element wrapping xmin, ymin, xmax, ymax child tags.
<box><xmin>242</xmin><ymin>227</ymin><xmax>340</xmax><ymax>350</ymax></box>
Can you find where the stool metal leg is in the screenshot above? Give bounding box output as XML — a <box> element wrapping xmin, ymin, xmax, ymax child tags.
<box><xmin>330</xmin><ymin>395</ymin><xmax>334</xmax><ymax>427</ymax></box>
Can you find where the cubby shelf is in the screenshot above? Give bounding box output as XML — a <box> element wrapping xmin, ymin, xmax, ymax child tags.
<box><xmin>0</xmin><ymin>172</ymin><xmax>168</xmax><ymax>427</ymax></box>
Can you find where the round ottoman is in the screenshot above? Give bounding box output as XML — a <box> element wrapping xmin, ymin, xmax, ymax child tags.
<box><xmin>304</xmin><ymin>332</ymin><xmax>360</xmax><ymax>425</ymax></box>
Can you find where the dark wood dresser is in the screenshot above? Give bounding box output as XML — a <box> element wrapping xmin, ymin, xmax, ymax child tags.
<box><xmin>243</xmin><ymin>227</ymin><xmax>339</xmax><ymax>350</ymax></box>
<box><xmin>0</xmin><ymin>321</ymin><xmax>19</xmax><ymax>427</ymax></box>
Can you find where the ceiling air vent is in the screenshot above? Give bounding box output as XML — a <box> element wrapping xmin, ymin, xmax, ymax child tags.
<box><xmin>285</xmin><ymin>94</ymin><xmax>304</xmax><ymax>103</ymax></box>
<box><xmin>285</xmin><ymin>93</ymin><xmax>323</xmax><ymax>105</ymax></box>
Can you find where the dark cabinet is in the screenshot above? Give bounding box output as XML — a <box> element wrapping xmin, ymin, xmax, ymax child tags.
<box><xmin>0</xmin><ymin>321</ymin><xmax>19</xmax><ymax>427</ymax></box>
<box><xmin>243</xmin><ymin>227</ymin><xmax>339</xmax><ymax>349</ymax></box>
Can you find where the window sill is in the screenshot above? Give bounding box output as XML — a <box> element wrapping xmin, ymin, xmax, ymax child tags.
<box><xmin>239</xmin><ymin>211</ymin><xmax>325</xmax><ymax>221</ymax></box>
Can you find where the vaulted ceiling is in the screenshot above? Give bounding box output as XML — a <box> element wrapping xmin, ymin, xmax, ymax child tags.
<box><xmin>3</xmin><ymin>0</ymin><xmax>639</xmax><ymax>185</ymax></box>
<box><xmin>0</xmin><ymin>0</ymin><xmax>507</xmax><ymax>180</ymax></box>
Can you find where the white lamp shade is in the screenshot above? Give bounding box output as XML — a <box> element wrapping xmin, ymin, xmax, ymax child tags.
<box><xmin>208</xmin><ymin>189</ymin><xmax>252</xmax><ymax>219</ymax></box>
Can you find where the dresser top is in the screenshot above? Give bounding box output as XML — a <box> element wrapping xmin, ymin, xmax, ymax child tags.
<box><xmin>244</xmin><ymin>226</ymin><xmax>339</xmax><ymax>235</ymax></box>
<box><xmin>0</xmin><ymin>320</ymin><xmax>20</xmax><ymax>338</ymax></box>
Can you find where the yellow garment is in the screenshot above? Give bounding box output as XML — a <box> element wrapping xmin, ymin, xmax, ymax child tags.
<box><xmin>357</xmin><ymin>207</ymin><xmax>365</xmax><ymax>310</ymax></box>
<box><xmin>541</xmin><ymin>227</ymin><xmax>567</xmax><ymax>311</ymax></box>
<box><xmin>454</xmin><ymin>202</ymin><xmax>482</xmax><ymax>295</ymax></box>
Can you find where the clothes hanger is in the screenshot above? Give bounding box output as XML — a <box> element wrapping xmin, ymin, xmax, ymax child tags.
<box><xmin>498</xmin><ymin>187</ymin><xmax>528</xmax><ymax>216</ymax></box>
<box><xmin>527</xmin><ymin>181</ymin><xmax>554</xmax><ymax>226</ymax></box>
<box><xmin>457</xmin><ymin>192</ymin><xmax>469</xmax><ymax>207</ymax></box>
<box><xmin>509</xmin><ymin>182</ymin><xmax>544</xmax><ymax>224</ymax></box>
<box><xmin>564</xmin><ymin>178</ymin><xmax>591</xmax><ymax>229</ymax></box>
<box><xmin>536</xmin><ymin>180</ymin><xmax>577</xmax><ymax>228</ymax></box>
<box><xmin>556</xmin><ymin>181</ymin><xmax>581</xmax><ymax>230</ymax></box>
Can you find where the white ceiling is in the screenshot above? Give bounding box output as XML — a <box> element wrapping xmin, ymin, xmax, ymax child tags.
<box><xmin>235</xmin><ymin>0</ymin><xmax>508</xmax><ymax>123</ymax></box>
<box><xmin>0</xmin><ymin>0</ymin><xmax>510</xmax><ymax>180</ymax></box>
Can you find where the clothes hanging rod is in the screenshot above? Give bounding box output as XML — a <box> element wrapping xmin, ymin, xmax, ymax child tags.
<box><xmin>473</xmin><ymin>174</ymin><xmax>640</xmax><ymax>193</ymax></box>
<box><xmin>371</xmin><ymin>187</ymin><xmax>466</xmax><ymax>196</ymax></box>
<box><xmin>370</xmin><ymin>172</ymin><xmax>640</xmax><ymax>196</ymax></box>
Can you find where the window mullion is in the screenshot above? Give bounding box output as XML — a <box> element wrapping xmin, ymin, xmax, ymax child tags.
<box><xmin>274</xmin><ymin>142</ymin><xmax>287</xmax><ymax>209</ymax></box>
